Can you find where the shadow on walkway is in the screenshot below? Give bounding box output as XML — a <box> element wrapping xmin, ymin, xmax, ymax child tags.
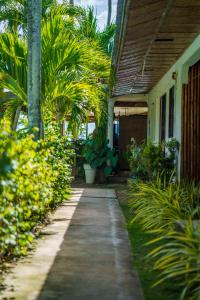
<box><xmin>37</xmin><ymin>188</ymin><xmax>143</xmax><ymax>300</ymax></box>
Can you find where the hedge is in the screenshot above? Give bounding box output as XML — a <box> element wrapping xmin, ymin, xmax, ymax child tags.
<box><xmin>0</xmin><ymin>126</ymin><xmax>74</xmax><ymax>258</ymax></box>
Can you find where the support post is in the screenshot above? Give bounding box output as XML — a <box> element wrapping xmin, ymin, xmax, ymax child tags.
<box><xmin>175</xmin><ymin>65</ymin><xmax>187</xmax><ymax>181</ymax></box>
<box><xmin>107</xmin><ymin>98</ymin><xmax>114</xmax><ymax>149</ymax></box>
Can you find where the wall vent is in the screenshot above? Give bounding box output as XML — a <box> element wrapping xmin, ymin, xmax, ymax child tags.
<box><xmin>155</xmin><ymin>38</ymin><xmax>174</xmax><ymax>42</ymax></box>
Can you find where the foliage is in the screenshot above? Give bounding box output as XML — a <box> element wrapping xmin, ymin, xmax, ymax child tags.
<box><xmin>0</xmin><ymin>123</ymin><xmax>73</xmax><ymax>258</ymax></box>
<box><xmin>129</xmin><ymin>178</ymin><xmax>200</xmax><ymax>232</ymax></box>
<box><xmin>148</xmin><ymin>220</ymin><xmax>200</xmax><ymax>300</ymax></box>
<box><xmin>128</xmin><ymin>139</ymin><xmax>179</xmax><ymax>182</ymax></box>
<box><xmin>0</xmin><ymin>12</ymin><xmax>110</xmax><ymax>135</ymax></box>
<box><xmin>0</xmin><ymin>32</ymin><xmax>27</xmax><ymax>121</ymax></box>
<box><xmin>82</xmin><ymin>135</ymin><xmax>118</xmax><ymax>177</ymax></box>
<box><xmin>128</xmin><ymin>177</ymin><xmax>200</xmax><ymax>299</ymax></box>
<box><xmin>0</xmin><ymin>0</ymin><xmax>113</xmax><ymax>260</ymax></box>
<box><xmin>41</xmin><ymin>8</ymin><xmax>110</xmax><ymax>136</ymax></box>
<box><xmin>120</xmin><ymin>199</ymin><xmax>177</xmax><ymax>300</ymax></box>
<box><xmin>42</xmin><ymin>135</ymin><xmax>74</xmax><ymax>204</ymax></box>
<box><xmin>0</xmin><ymin>0</ymin><xmax>81</xmax><ymax>32</ymax></box>
<box><xmin>0</xmin><ymin>3</ymin><xmax>114</xmax><ymax>138</ymax></box>
<box><xmin>77</xmin><ymin>6</ymin><xmax>116</xmax><ymax>56</ymax></box>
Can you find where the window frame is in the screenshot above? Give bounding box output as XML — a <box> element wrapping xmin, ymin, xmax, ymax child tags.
<box><xmin>160</xmin><ymin>93</ymin><xmax>167</xmax><ymax>141</ymax></box>
<box><xmin>168</xmin><ymin>85</ymin><xmax>175</xmax><ymax>138</ymax></box>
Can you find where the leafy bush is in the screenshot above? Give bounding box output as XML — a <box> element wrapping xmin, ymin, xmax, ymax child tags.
<box><xmin>128</xmin><ymin>139</ymin><xmax>179</xmax><ymax>181</ymax></box>
<box><xmin>82</xmin><ymin>136</ymin><xmax>118</xmax><ymax>177</ymax></box>
<box><xmin>42</xmin><ymin>136</ymin><xmax>74</xmax><ymax>204</ymax></box>
<box><xmin>0</xmin><ymin>125</ymin><xmax>73</xmax><ymax>258</ymax></box>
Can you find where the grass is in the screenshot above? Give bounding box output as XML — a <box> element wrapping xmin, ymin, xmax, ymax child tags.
<box><xmin>120</xmin><ymin>199</ymin><xmax>179</xmax><ymax>300</ymax></box>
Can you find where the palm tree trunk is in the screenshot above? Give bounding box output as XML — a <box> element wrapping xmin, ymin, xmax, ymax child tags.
<box><xmin>27</xmin><ymin>0</ymin><xmax>42</xmax><ymax>140</ymax></box>
<box><xmin>69</xmin><ymin>0</ymin><xmax>74</xmax><ymax>5</ymax></box>
<box><xmin>107</xmin><ymin>0</ymin><xmax>112</xmax><ymax>27</ymax></box>
<box><xmin>60</xmin><ymin>121</ymin><xmax>65</xmax><ymax>136</ymax></box>
<box><xmin>11</xmin><ymin>106</ymin><xmax>22</xmax><ymax>131</ymax></box>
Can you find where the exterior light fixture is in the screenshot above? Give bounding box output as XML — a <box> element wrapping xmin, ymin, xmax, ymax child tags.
<box><xmin>172</xmin><ymin>71</ymin><xmax>177</xmax><ymax>80</ymax></box>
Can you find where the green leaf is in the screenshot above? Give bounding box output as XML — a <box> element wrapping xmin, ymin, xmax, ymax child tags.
<box><xmin>104</xmin><ymin>166</ymin><xmax>112</xmax><ymax>177</ymax></box>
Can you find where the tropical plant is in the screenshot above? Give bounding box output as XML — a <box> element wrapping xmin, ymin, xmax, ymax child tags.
<box><xmin>128</xmin><ymin>176</ymin><xmax>200</xmax><ymax>299</ymax></box>
<box><xmin>128</xmin><ymin>178</ymin><xmax>200</xmax><ymax>232</ymax></box>
<box><xmin>77</xmin><ymin>7</ymin><xmax>115</xmax><ymax>56</ymax></box>
<box><xmin>128</xmin><ymin>138</ymin><xmax>179</xmax><ymax>181</ymax></box>
<box><xmin>0</xmin><ymin>0</ymin><xmax>57</xmax><ymax>32</ymax></box>
<box><xmin>147</xmin><ymin>220</ymin><xmax>200</xmax><ymax>300</ymax></box>
<box><xmin>82</xmin><ymin>135</ymin><xmax>118</xmax><ymax>177</ymax></box>
<box><xmin>0</xmin><ymin>6</ymin><xmax>111</xmax><ymax>137</ymax></box>
<box><xmin>41</xmin><ymin>8</ymin><xmax>110</xmax><ymax>136</ymax></box>
<box><xmin>0</xmin><ymin>32</ymin><xmax>27</xmax><ymax>127</ymax></box>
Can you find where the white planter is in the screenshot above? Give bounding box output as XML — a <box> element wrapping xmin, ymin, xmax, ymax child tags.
<box><xmin>83</xmin><ymin>164</ymin><xmax>96</xmax><ymax>184</ymax></box>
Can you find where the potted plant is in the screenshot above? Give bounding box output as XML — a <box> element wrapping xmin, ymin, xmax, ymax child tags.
<box><xmin>82</xmin><ymin>137</ymin><xmax>97</xmax><ymax>184</ymax></box>
<box><xmin>82</xmin><ymin>136</ymin><xmax>118</xmax><ymax>184</ymax></box>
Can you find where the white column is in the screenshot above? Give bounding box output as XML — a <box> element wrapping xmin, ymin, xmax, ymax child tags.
<box><xmin>107</xmin><ymin>98</ymin><xmax>114</xmax><ymax>149</ymax></box>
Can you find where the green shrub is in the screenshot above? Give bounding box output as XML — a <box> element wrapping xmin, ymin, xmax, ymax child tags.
<box><xmin>42</xmin><ymin>136</ymin><xmax>74</xmax><ymax>204</ymax></box>
<box><xmin>128</xmin><ymin>178</ymin><xmax>200</xmax><ymax>231</ymax></box>
<box><xmin>128</xmin><ymin>139</ymin><xmax>179</xmax><ymax>181</ymax></box>
<box><xmin>0</xmin><ymin>125</ymin><xmax>73</xmax><ymax>258</ymax></box>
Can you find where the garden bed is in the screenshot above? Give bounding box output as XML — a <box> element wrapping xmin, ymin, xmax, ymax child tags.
<box><xmin>117</xmin><ymin>187</ymin><xmax>178</xmax><ymax>300</ymax></box>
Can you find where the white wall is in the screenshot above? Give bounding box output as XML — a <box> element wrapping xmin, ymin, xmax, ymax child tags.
<box><xmin>148</xmin><ymin>34</ymin><xmax>200</xmax><ymax>145</ymax></box>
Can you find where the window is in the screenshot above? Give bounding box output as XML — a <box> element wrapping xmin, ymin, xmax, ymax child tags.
<box><xmin>168</xmin><ymin>86</ymin><xmax>175</xmax><ymax>138</ymax></box>
<box><xmin>150</xmin><ymin>102</ymin><xmax>155</xmax><ymax>141</ymax></box>
<box><xmin>160</xmin><ymin>94</ymin><xmax>166</xmax><ymax>141</ymax></box>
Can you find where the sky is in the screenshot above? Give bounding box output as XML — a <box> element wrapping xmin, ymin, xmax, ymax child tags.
<box><xmin>0</xmin><ymin>1</ymin><xmax>118</xmax><ymax>32</ymax></box>
<box><xmin>75</xmin><ymin>0</ymin><xmax>118</xmax><ymax>30</ymax></box>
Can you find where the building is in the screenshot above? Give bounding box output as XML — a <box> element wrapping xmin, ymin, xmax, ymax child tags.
<box><xmin>109</xmin><ymin>0</ymin><xmax>200</xmax><ymax>181</ymax></box>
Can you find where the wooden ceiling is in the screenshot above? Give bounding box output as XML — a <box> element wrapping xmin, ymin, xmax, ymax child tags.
<box><xmin>113</xmin><ymin>0</ymin><xmax>200</xmax><ymax>97</ymax></box>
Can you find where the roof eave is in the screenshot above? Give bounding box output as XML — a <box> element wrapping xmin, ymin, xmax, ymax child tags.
<box><xmin>111</xmin><ymin>0</ymin><xmax>130</xmax><ymax>96</ymax></box>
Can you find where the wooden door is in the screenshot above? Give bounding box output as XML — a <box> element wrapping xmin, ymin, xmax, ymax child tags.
<box><xmin>181</xmin><ymin>60</ymin><xmax>200</xmax><ymax>182</ymax></box>
<box><xmin>119</xmin><ymin>115</ymin><xmax>147</xmax><ymax>170</ymax></box>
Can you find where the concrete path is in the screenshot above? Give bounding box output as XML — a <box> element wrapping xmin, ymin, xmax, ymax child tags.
<box><xmin>1</xmin><ymin>188</ymin><xmax>143</xmax><ymax>300</ymax></box>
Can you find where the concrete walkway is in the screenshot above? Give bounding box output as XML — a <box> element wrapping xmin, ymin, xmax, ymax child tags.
<box><xmin>1</xmin><ymin>188</ymin><xmax>143</xmax><ymax>300</ymax></box>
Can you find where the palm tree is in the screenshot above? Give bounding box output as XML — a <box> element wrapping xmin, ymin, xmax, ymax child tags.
<box><xmin>27</xmin><ymin>0</ymin><xmax>42</xmax><ymax>139</ymax></box>
<box><xmin>0</xmin><ymin>33</ymin><xmax>27</xmax><ymax>128</ymax></box>
<box><xmin>77</xmin><ymin>7</ymin><xmax>115</xmax><ymax>56</ymax></box>
<box><xmin>0</xmin><ymin>0</ymin><xmax>84</xmax><ymax>33</ymax></box>
<box><xmin>107</xmin><ymin>0</ymin><xmax>112</xmax><ymax>27</ymax></box>
<box><xmin>0</xmin><ymin>0</ymin><xmax>56</xmax><ymax>32</ymax></box>
<box><xmin>0</xmin><ymin>6</ymin><xmax>111</xmax><ymax>137</ymax></box>
<box><xmin>41</xmin><ymin>9</ymin><xmax>109</xmax><ymax>136</ymax></box>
